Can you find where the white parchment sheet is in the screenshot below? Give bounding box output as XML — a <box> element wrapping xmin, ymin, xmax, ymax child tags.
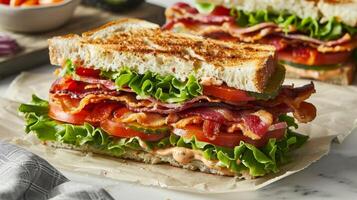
<box><xmin>0</xmin><ymin>72</ymin><xmax>356</xmax><ymax>193</ymax></box>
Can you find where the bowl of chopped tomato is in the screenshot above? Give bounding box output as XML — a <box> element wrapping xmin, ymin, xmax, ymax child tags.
<box><xmin>0</xmin><ymin>0</ymin><xmax>80</xmax><ymax>32</ymax></box>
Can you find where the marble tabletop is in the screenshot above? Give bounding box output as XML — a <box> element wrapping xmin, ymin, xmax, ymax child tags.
<box><xmin>1</xmin><ymin>0</ymin><xmax>357</xmax><ymax>199</ymax></box>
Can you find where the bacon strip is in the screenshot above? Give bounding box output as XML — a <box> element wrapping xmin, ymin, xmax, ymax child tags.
<box><xmin>175</xmin><ymin>107</ymin><xmax>274</xmax><ymax>140</ymax></box>
<box><xmin>50</xmin><ymin>77</ymin><xmax>316</xmax><ymax>141</ymax></box>
<box><xmin>202</xmin><ymin>120</ymin><xmax>221</xmax><ymax>140</ymax></box>
<box><xmin>274</xmin><ymin>33</ymin><xmax>351</xmax><ymax>46</ymax></box>
<box><xmin>240</xmin><ymin>111</ymin><xmax>273</xmax><ymax>140</ymax></box>
<box><xmin>51</xmin><ymin>77</ymin><xmax>316</xmax><ymax>123</ymax></box>
<box><xmin>166</xmin><ymin>2</ymin><xmax>233</xmax><ymax>25</ymax></box>
<box><xmin>179</xmin><ymin>107</ymin><xmax>235</xmax><ymax>124</ymax></box>
<box><xmin>76</xmin><ymin>76</ymin><xmax>117</xmax><ymax>90</ymax></box>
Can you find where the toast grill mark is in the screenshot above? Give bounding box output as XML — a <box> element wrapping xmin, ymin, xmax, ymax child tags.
<box><xmin>83</xmin><ymin>30</ymin><xmax>274</xmax><ymax>66</ymax></box>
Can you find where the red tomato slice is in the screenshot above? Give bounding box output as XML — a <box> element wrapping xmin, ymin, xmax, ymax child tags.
<box><xmin>210</xmin><ymin>6</ymin><xmax>230</xmax><ymax>16</ymax></box>
<box><xmin>49</xmin><ymin>96</ymin><xmax>165</xmax><ymax>142</ymax></box>
<box><xmin>100</xmin><ymin>119</ymin><xmax>167</xmax><ymax>142</ymax></box>
<box><xmin>278</xmin><ymin>46</ymin><xmax>351</xmax><ymax>66</ymax></box>
<box><xmin>75</xmin><ymin>67</ymin><xmax>101</xmax><ymax>78</ymax></box>
<box><xmin>49</xmin><ymin>100</ymin><xmax>89</xmax><ymax>125</ymax></box>
<box><xmin>51</xmin><ymin>78</ymin><xmax>86</xmax><ymax>93</ymax></box>
<box><xmin>203</xmin><ymin>85</ymin><xmax>255</xmax><ymax>102</ymax></box>
<box><xmin>49</xmin><ymin>94</ymin><xmax>122</xmax><ymax>125</ymax></box>
<box><xmin>182</xmin><ymin>125</ymin><xmax>285</xmax><ymax>148</ymax></box>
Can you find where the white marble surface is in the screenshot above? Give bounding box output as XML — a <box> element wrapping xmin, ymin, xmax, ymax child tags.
<box><xmin>1</xmin><ymin>0</ymin><xmax>357</xmax><ymax>199</ymax></box>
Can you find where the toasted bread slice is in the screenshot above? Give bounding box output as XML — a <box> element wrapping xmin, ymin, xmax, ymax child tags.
<box><xmin>47</xmin><ymin>141</ymin><xmax>250</xmax><ymax>178</ymax></box>
<box><xmin>197</xmin><ymin>0</ymin><xmax>357</xmax><ymax>27</ymax></box>
<box><xmin>48</xmin><ymin>18</ymin><xmax>277</xmax><ymax>93</ymax></box>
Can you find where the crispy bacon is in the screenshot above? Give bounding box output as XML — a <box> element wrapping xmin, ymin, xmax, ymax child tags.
<box><xmin>176</xmin><ymin>107</ymin><xmax>274</xmax><ymax>140</ymax></box>
<box><xmin>276</xmin><ymin>33</ymin><xmax>354</xmax><ymax>46</ymax></box>
<box><xmin>85</xmin><ymin>103</ymin><xmax>120</xmax><ymax>124</ymax></box>
<box><xmin>223</xmin><ymin>22</ymin><xmax>279</xmax><ymax>35</ymax></box>
<box><xmin>51</xmin><ymin>77</ymin><xmax>316</xmax><ymax>123</ymax></box>
<box><xmin>259</xmin><ymin>36</ymin><xmax>289</xmax><ymax>51</ymax></box>
<box><xmin>202</xmin><ymin>120</ymin><xmax>221</xmax><ymax>140</ymax></box>
<box><xmin>167</xmin><ymin>2</ymin><xmax>233</xmax><ymax>25</ymax></box>
<box><xmin>119</xmin><ymin>112</ymin><xmax>167</xmax><ymax>127</ymax></box>
<box><xmin>50</xmin><ymin>76</ymin><xmax>317</xmax><ymax>141</ymax></box>
<box><xmin>171</xmin><ymin>2</ymin><xmax>199</xmax><ymax>15</ymax></box>
<box><xmin>128</xmin><ymin>100</ymin><xmax>254</xmax><ymax>114</ymax></box>
<box><xmin>53</xmin><ymin>89</ymin><xmax>121</xmax><ymax>99</ymax></box>
<box><xmin>176</xmin><ymin>83</ymin><xmax>316</xmax><ymax>124</ymax></box>
<box><xmin>240</xmin><ymin>110</ymin><xmax>273</xmax><ymax>139</ymax></box>
<box><xmin>50</xmin><ymin>77</ymin><xmax>120</xmax><ymax>99</ymax></box>
<box><xmin>173</xmin><ymin>116</ymin><xmax>202</xmax><ymax>128</ymax></box>
<box><xmin>164</xmin><ymin>18</ymin><xmax>278</xmax><ymax>43</ymax></box>
<box><xmin>257</xmin><ymin>83</ymin><xmax>316</xmax><ymax>123</ymax></box>
<box><xmin>76</xmin><ymin>76</ymin><xmax>117</xmax><ymax>90</ymax></box>
<box><xmin>179</xmin><ymin>107</ymin><xmax>243</xmax><ymax>123</ymax></box>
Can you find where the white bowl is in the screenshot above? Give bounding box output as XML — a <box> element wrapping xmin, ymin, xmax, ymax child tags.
<box><xmin>0</xmin><ymin>0</ymin><xmax>80</xmax><ymax>33</ymax></box>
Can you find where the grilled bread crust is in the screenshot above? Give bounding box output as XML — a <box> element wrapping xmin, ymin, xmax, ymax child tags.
<box><xmin>197</xmin><ymin>0</ymin><xmax>357</xmax><ymax>27</ymax></box>
<box><xmin>48</xmin><ymin>18</ymin><xmax>277</xmax><ymax>93</ymax></box>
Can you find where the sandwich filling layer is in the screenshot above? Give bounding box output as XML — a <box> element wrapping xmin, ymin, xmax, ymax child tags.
<box><xmin>19</xmin><ymin>60</ymin><xmax>316</xmax><ymax>177</ymax></box>
<box><xmin>164</xmin><ymin>2</ymin><xmax>357</xmax><ymax>83</ymax></box>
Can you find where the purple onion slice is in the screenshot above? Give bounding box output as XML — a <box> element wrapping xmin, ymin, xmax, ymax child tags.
<box><xmin>0</xmin><ymin>35</ymin><xmax>21</xmax><ymax>56</ymax></box>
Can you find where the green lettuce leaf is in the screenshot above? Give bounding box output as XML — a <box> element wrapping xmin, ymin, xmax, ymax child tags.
<box><xmin>100</xmin><ymin>67</ymin><xmax>202</xmax><ymax>103</ymax></box>
<box><xmin>279</xmin><ymin>114</ymin><xmax>298</xmax><ymax>129</ymax></box>
<box><xmin>59</xmin><ymin>59</ymin><xmax>76</xmax><ymax>77</ymax></box>
<box><xmin>57</xmin><ymin>60</ymin><xmax>203</xmax><ymax>104</ymax></box>
<box><xmin>196</xmin><ymin>3</ymin><xmax>357</xmax><ymax>41</ymax></box>
<box><xmin>18</xmin><ymin>94</ymin><xmax>49</xmax><ymax>115</ymax></box>
<box><xmin>195</xmin><ymin>2</ymin><xmax>215</xmax><ymax>14</ymax></box>
<box><xmin>233</xmin><ymin>10</ymin><xmax>356</xmax><ymax>40</ymax></box>
<box><xmin>19</xmin><ymin>95</ymin><xmax>309</xmax><ymax>177</ymax></box>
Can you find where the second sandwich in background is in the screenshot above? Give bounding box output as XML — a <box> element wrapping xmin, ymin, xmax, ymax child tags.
<box><xmin>164</xmin><ymin>0</ymin><xmax>357</xmax><ymax>85</ymax></box>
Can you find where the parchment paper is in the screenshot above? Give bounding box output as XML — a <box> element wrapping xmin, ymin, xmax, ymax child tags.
<box><xmin>0</xmin><ymin>72</ymin><xmax>356</xmax><ymax>193</ymax></box>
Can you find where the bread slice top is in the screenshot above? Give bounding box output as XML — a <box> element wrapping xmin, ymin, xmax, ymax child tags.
<box><xmin>197</xmin><ymin>0</ymin><xmax>357</xmax><ymax>27</ymax></box>
<box><xmin>48</xmin><ymin>18</ymin><xmax>277</xmax><ymax>93</ymax></box>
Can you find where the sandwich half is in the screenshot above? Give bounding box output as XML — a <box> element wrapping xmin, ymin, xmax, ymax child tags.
<box><xmin>164</xmin><ymin>1</ymin><xmax>357</xmax><ymax>85</ymax></box>
<box><xmin>19</xmin><ymin>18</ymin><xmax>316</xmax><ymax>178</ymax></box>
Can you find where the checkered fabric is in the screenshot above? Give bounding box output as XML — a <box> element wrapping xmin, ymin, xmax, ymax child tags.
<box><xmin>0</xmin><ymin>141</ymin><xmax>114</xmax><ymax>200</ymax></box>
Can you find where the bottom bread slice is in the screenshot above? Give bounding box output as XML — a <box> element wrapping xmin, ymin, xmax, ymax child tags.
<box><xmin>45</xmin><ymin>141</ymin><xmax>250</xmax><ymax>178</ymax></box>
<box><xmin>284</xmin><ymin>62</ymin><xmax>355</xmax><ymax>85</ymax></box>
